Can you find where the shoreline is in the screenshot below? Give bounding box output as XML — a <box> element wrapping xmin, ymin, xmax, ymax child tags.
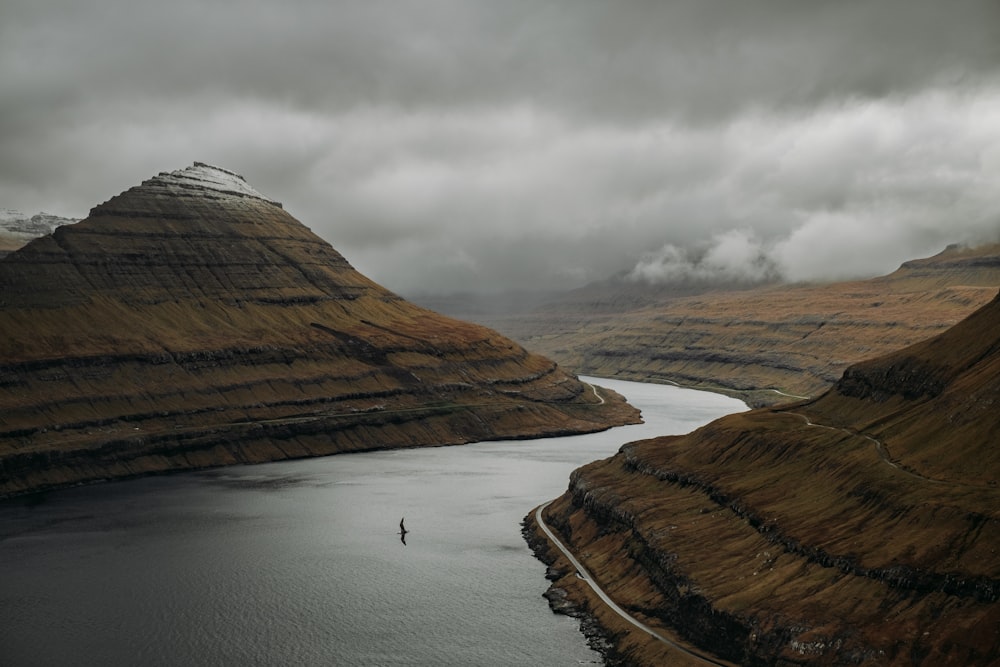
<box><xmin>1</xmin><ymin>389</ymin><xmax>640</xmax><ymax>500</ymax></box>
<box><xmin>523</xmin><ymin>502</ymin><xmax>735</xmax><ymax>667</ymax></box>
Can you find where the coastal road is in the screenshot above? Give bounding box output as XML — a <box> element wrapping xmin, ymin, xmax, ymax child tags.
<box><xmin>581</xmin><ymin>381</ymin><xmax>605</xmax><ymax>405</ymax></box>
<box><xmin>534</xmin><ymin>502</ymin><xmax>731</xmax><ymax>667</ymax></box>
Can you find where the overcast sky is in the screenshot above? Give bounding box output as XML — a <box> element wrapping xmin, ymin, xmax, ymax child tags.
<box><xmin>2</xmin><ymin>0</ymin><xmax>999</xmax><ymax>294</ymax></box>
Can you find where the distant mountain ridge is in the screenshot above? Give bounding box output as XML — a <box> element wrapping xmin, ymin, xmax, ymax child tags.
<box><xmin>528</xmin><ymin>288</ymin><xmax>1000</xmax><ymax>665</ymax></box>
<box><xmin>0</xmin><ymin>209</ymin><xmax>77</xmax><ymax>256</ymax></box>
<box><xmin>0</xmin><ymin>163</ymin><xmax>638</xmax><ymax>497</ymax></box>
<box><xmin>464</xmin><ymin>242</ymin><xmax>1000</xmax><ymax>405</ymax></box>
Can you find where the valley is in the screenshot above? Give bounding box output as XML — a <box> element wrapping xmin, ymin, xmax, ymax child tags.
<box><xmin>3</xmin><ymin>167</ymin><xmax>997</xmax><ymax>665</ymax></box>
<box><xmin>438</xmin><ymin>243</ymin><xmax>1000</xmax><ymax>406</ymax></box>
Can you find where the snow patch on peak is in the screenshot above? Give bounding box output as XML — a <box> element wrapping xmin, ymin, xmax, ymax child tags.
<box><xmin>146</xmin><ymin>162</ymin><xmax>283</xmax><ymax>208</ymax></box>
<box><xmin>0</xmin><ymin>210</ymin><xmax>78</xmax><ymax>253</ymax></box>
<box><xmin>0</xmin><ymin>211</ymin><xmax>77</xmax><ymax>233</ymax></box>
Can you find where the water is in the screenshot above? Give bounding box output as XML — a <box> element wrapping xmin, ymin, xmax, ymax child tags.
<box><xmin>0</xmin><ymin>378</ymin><xmax>744</xmax><ymax>666</ymax></box>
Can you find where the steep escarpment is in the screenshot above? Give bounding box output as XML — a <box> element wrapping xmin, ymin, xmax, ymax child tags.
<box><xmin>475</xmin><ymin>244</ymin><xmax>1000</xmax><ymax>406</ymax></box>
<box><xmin>530</xmin><ymin>291</ymin><xmax>1000</xmax><ymax>665</ymax></box>
<box><xmin>0</xmin><ymin>163</ymin><xmax>638</xmax><ymax>497</ymax></box>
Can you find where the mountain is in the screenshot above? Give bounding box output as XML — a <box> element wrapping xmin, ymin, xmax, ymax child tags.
<box><xmin>0</xmin><ymin>163</ymin><xmax>638</xmax><ymax>497</ymax></box>
<box><xmin>527</xmin><ymin>290</ymin><xmax>1000</xmax><ymax>665</ymax></box>
<box><xmin>463</xmin><ymin>243</ymin><xmax>1000</xmax><ymax>406</ymax></box>
<box><xmin>0</xmin><ymin>209</ymin><xmax>77</xmax><ymax>256</ymax></box>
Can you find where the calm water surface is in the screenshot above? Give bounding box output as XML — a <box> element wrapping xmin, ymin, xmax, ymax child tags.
<box><xmin>0</xmin><ymin>378</ymin><xmax>744</xmax><ymax>666</ymax></box>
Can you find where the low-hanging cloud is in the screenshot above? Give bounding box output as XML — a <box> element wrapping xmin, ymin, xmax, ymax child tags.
<box><xmin>628</xmin><ymin>230</ymin><xmax>779</xmax><ymax>286</ymax></box>
<box><xmin>1</xmin><ymin>0</ymin><xmax>999</xmax><ymax>293</ymax></box>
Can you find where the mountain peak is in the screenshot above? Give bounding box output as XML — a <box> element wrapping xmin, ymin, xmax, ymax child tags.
<box><xmin>90</xmin><ymin>162</ymin><xmax>282</xmax><ymax>216</ymax></box>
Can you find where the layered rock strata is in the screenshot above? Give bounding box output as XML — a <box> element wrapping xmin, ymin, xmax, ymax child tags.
<box><xmin>0</xmin><ymin>163</ymin><xmax>638</xmax><ymax>497</ymax></box>
<box><xmin>529</xmin><ymin>290</ymin><xmax>1000</xmax><ymax>665</ymax></box>
<box><xmin>474</xmin><ymin>244</ymin><xmax>1000</xmax><ymax>406</ymax></box>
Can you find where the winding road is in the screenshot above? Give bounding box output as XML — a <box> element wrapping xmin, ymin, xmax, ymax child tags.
<box><xmin>656</xmin><ymin>377</ymin><xmax>810</xmax><ymax>403</ymax></box>
<box><xmin>534</xmin><ymin>501</ymin><xmax>731</xmax><ymax>667</ymax></box>
<box><xmin>780</xmin><ymin>411</ymin><xmax>959</xmax><ymax>486</ymax></box>
<box><xmin>582</xmin><ymin>381</ymin><xmax>605</xmax><ymax>405</ymax></box>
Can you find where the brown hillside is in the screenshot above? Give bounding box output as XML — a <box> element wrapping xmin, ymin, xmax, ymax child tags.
<box><xmin>476</xmin><ymin>244</ymin><xmax>1000</xmax><ymax>406</ymax></box>
<box><xmin>0</xmin><ymin>163</ymin><xmax>638</xmax><ymax>497</ymax></box>
<box><xmin>529</xmin><ymin>291</ymin><xmax>1000</xmax><ymax>666</ymax></box>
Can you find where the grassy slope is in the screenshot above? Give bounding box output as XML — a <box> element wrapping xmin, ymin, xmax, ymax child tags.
<box><xmin>484</xmin><ymin>244</ymin><xmax>1000</xmax><ymax>405</ymax></box>
<box><xmin>534</xmin><ymin>291</ymin><xmax>1000</xmax><ymax>665</ymax></box>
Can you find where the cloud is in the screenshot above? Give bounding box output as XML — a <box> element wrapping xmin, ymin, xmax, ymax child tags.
<box><xmin>628</xmin><ymin>230</ymin><xmax>779</xmax><ymax>285</ymax></box>
<box><xmin>1</xmin><ymin>0</ymin><xmax>999</xmax><ymax>293</ymax></box>
<box><xmin>6</xmin><ymin>0</ymin><xmax>998</xmax><ymax>121</ymax></box>
<box><xmin>626</xmin><ymin>90</ymin><xmax>1000</xmax><ymax>285</ymax></box>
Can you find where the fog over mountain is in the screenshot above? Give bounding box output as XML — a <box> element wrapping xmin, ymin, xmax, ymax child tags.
<box><xmin>2</xmin><ymin>0</ymin><xmax>999</xmax><ymax>293</ymax></box>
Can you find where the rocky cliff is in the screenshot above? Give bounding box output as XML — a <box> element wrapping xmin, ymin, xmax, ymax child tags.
<box><xmin>470</xmin><ymin>244</ymin><xmax>1000</xmax><ymax>406</ymax></box>
<box><xmin>528</xmin><ymin>290</ymin><xmax>1000</xmax><ymax>665</ymax></box>
<box><xmin>0</xmin><ymin>163</ymin><xmax>638</xmax><ymax>497</ymax></box>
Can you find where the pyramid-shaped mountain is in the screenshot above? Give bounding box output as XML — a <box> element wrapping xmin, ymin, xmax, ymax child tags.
<box><xmin>530</xmin><ymin>290</ymin><xmax>1000</xmax><ymax>665</ymax></box>
<box><xmin>0</xmin><ymin>163</ymin><xmax>638</xmax><ymax>497</ymax></box>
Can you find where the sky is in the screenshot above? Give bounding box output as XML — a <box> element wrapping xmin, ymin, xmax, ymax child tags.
<box><xmin>2</xmin><ymin>0</ymin><xmax>1000</xmax><ymax>294</ymax></box>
